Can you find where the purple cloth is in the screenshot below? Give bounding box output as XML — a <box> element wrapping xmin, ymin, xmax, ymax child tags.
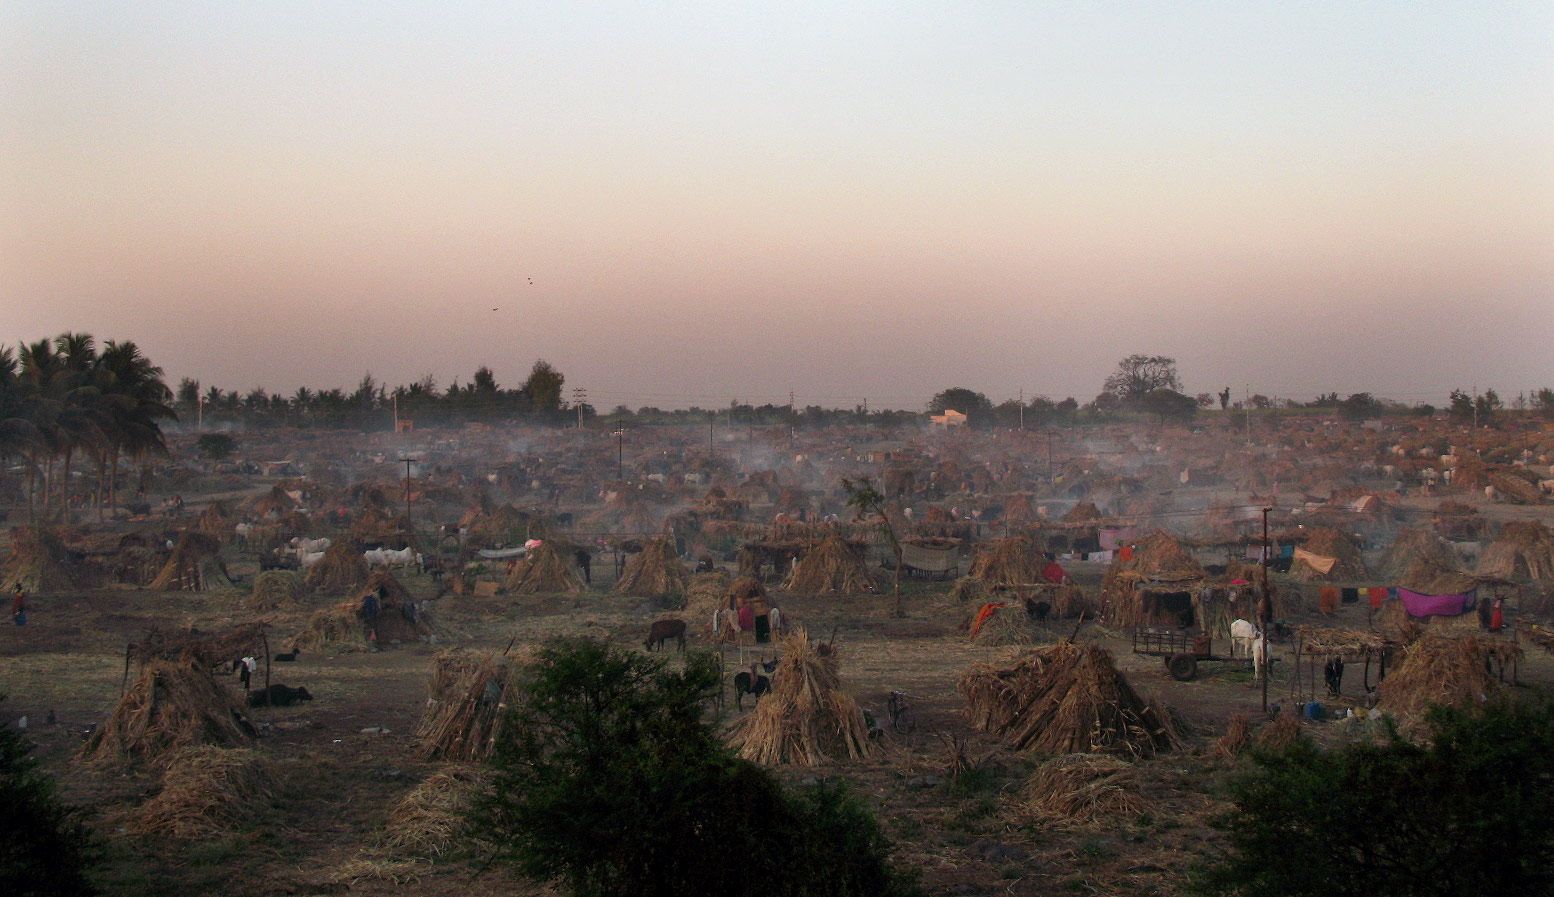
<box><xmin>1398</xmin><ymin>588</ymin><xmax>1474</xmax><ymax>618</ymax></box>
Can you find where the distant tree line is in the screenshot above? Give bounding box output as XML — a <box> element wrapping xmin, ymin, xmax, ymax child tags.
<box><xmin>0</xmin><ymin>333</ymin><xmax>174</xmax><ymax>520</ymax></box>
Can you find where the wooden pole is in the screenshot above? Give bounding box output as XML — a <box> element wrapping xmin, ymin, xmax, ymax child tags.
<box><xmin>1261</xmin><ymin>506</ymin><xmax>1271</xmax><ymax>713</ymax></box>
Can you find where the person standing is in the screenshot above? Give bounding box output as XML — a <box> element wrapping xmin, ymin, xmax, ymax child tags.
<box><xmin>11</xmin><ymin>585</ymin><xmax>26</xmax><ymax>626</ymax></box>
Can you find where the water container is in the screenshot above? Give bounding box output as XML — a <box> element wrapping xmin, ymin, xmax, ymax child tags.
<box><xmin>1303</xmin><ymin>702</ymin><xmax>1324</xmax><ymax>721</ymax></box>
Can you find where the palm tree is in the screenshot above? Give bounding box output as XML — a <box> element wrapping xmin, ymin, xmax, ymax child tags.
<box><xmin>0</xmin><ymin>345</ymin><xmax>40</xmax><ymax>510</ymax></box>
<box><xmin>94</xmin><ymin>340</ymin><xmax>175</xmax><ymax>518</ymax></box>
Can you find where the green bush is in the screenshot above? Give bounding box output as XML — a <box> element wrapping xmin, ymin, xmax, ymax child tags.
<box><xmin>476</xmin><ymin>639</ymin><xmax>918</xmax><ymax>897</ymax></box>
<box><xmin>1193</xmin><ymin>700</ymin><xmax>1554</xmax><ymax>897</ymax></box>
<box><xmin>0</xmin><ymin>699</ymin><xmax>95</xmax><ymax>897</ymax></box>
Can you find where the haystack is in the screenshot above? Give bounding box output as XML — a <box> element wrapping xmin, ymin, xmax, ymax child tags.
<box><xmin>1098</xmin><ymin>532</ymin><xmax>1204</xmax><ymax>629</ymax></box>
<box><xmin>727</xmin><ymin>629</ymin><xmax>877</xmax><ymax>766</ymax></box>
<box><xmin>1062</xmin><ymin>502</ymin><xmax>1104</xmax><ymax>524</ymax></box>
<box><xmin>1009</xmin><ymin>754</ymin><xmax>1148</xmax><ymax>828</ymax></box>
<box><xmin>784</xmin><ymin>534</ymin><xmax>875</xmax><ymax>594</ymax></box>
<box><xmin>1476</xmin><ymin>521</ymin><xmax>1554</xmax><ymax>582</ymax></box>
<box><xmin>685</xmin><ymin>570</ymin><xmax>732</xmax><ymax>629</ymax></box>
<box><xmin>1252</xmin><ymin>711</ymin><xmax>1305</xmax><ymax>751</ymax></box>
<box><xmin>417</xmin><ymin>652</ymin><xmax>517</xmax><ymax>762</ymax></box>
<box><xmin>194</xmin><ymin>501</ymin><xmax>234</xmax><ymax>542</ymax></box>
<box><xmin>1488</xmin><ymin>471</ymin><xmax>1543</xmax><ymax>505</ymax></box>
<box><xmin>1382</xmin><ymin>528</ymin><xmax>1459</xmax><ymax>581</ymax></box>
<box><xmin>247</xmin><ymin>485</ymin><xmax>298</xmax><ymax>519</ymax></box>
<box><xmin>1290</xmin><ymin>527</ymin><xmax>1366</xmax><ymax>582</ymax></box>
<box><xmin>614</xmin><ymin>537</ymin><xmax>691</xmax><ymax>599</ymax></box>
<box><xmin>950</xmin><ymin>575</ymin><xmax>991</xmax><ymax>605</ymax></box>
<box><xmin>0</xmin><ymin>526</ymin><xmax>78</xmax><ymax>593</ymax></box>
<box><xmin>959</xmin><ymin>641</ymin><xmax>1178</xmax><ymax>759</ymax></box>
<box><xmin>967</xmin><ymin>537</ymin><xmax>1042</xmax><ymax>587</ymax></box>
<box><xmin>505</xmin><ymin>540</ymin><xmax>584</xmax><ymax>595</ymax></box>
<box><xmin>970</xmin><ymin>603</ymin><xmax>1039</xmax><ymax>646</ymax></box>
<box><xmin>131</xmin><ymin>746</ymin><xmax>272</xmax><ymax>838</ymax></box>
<box><xmin>380</xmin><ymin>767</ymin><xmax>485</xmax><ymax>858</ymax></box>
<box><xmin>248</xmin><ymin>570</ymin><xmax>303</xmax><ymax>611</ymax></box>
<box><xmin>1377</xmin><ymin>637</ymin><xmax>1517</xmax><ymax>732</ymax></box>
<box><xmin>149</xmin><ymin>532</ymin><xmax>232</xmax><ymax>591</ymax></box>
<box><xmin>298</xmin><ymin>570</ymin><xmax>427</xmax><ymax>651</ymax></box>
<box><xmin>305</xmin><ymin>540</ymin><xmax>369</xmax><ymax>595</ymax></box>
<box><xmin>80</xmin><ymin>658</ymin><xmax>252</xmax><ymax>766</ymax></box>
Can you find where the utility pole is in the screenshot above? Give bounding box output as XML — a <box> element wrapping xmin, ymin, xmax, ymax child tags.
<box><xmin>402</xmin><ymin>458</ymin><xmax>415</xmax><ymax>525</ymax></box>
<box><xmin>392</xmin><ymin>393</ymin><xmax>399</xmax><ymax>432</ymax></box>
<box><xmin>709</xmin><ymin>410</ymin><xmax>714</xmax><ymax>453</ymax></box>
<box><xmin>1047</xmin><ymin>429</ymin><xmax>1054</xmax><ymax>481</ymax></box>
<box><xmin>1472</xmin><ymin>382</ymin><xmax>1478</xmax><ymax>429</ymax></box>
<box><xmin>573</xmin><ymin>387</ymin><xmax>587</xmax><ymax>429</ymax></box>
<box><xmin>1244</xmin><ymin>384</ymin><xmax>1252</xmax><ymax>445</ymax></box>
<box><xmin>616</xmin><ymin>427</ymin><xmax>623</xmax><ymax>480</ymax></box>
<box><xmin>1019</xmin><ymin>388</ymin><xmax>1024</xmax><ymax>430</ymax></box>
<box><xmin>197</xmin><ymin>394</ymin><xmax>204</xmax><ymax>431</ymax></box>
<box><xmin>1261</xmin><ymin>506</ymin><xmax>1272</xmax><ymax>713</ymax></box>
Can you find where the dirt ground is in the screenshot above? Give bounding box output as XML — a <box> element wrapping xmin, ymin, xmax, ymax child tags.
<box><xmin>3</xmin><ymin>545</ymin><xmax>1552</xmax><ymax>897</ymax></box>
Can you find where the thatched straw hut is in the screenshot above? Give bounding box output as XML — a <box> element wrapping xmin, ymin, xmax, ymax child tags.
<box><xmin>417</xmin><ymin>652</ymin><xmax>517</xmax><ymax>761</ymax></box>
<box><xmin>614</xmin><ymin>537</ymin><xmax>691</xmax><ymax>599</ymax></box>
<box><xmin>130</xmin><ymin>746</ymin><xmax>272</xmax><ymax>838</ymax></box>
<box><xmin>80</xmin><ymin>658</ymin><xmax>252</xmax><ymax>766</ymax></box>
<box><xmin>1382</xmin><ymin>528</ymin><xmax>1459</xmax><ymax>581</ymax></box>
<box><xmin>148</xmin><ymin>532</ymin><xmax>231</xmax><ymax>592</ymax></box>
<box><xmin>247</xmin><ymin>485</ymin><xmax>298</xmax><ymax>519</ymax></box>
<box><xmin>505</xmin><ymin>540</ymin><xmax>584</xmax><ymax>595</ymax></box>
<box><xmin>967</xmin><ymin>537</ymin><xmax>1043</xmax><ymax>587</ymax></box>
<box><xmin>0</xmin><ymin>526</ymin><xmax>79</xmax><ymax>593</ymax></box>
<box><xmin>784</xmin><ymin>534</ymin><xmax>875</xmax><ymax>594</ymax></box>
<box><xmin>727</xmin><ymin>629</ymin><xmax>877</xmax><ymax>766</ymax></box>
<box><xmin>1476</xmin><ymin>521</ymin><xmax>1554</xmax><ymax>582</ymax></box>
<box><xmin>248</xmin><ymin>570</ymin><xmax>303</xmax><ymax>611</ymax></box>
<box><xmin>1098</xmin><ymin>532</ymin><xmax>1205</xmax><ymax>629</ymax></box>
<box><xmin>306</xmin><ymin>541</ymin><xmax>369</xmax><ymax>595</ymax></box>
<box><xmin>298</xmin><ymin>570</ymin><xmax>427</xmax><ymax>651</ymax></box>
<box><xmin>194</xmin><ymin>501</ymin><xmax>234</xmax><ymax>542</ymax></box>
<box><xmin>959</xmin><ymin>641</ymin><xmax>1178</xmax><ymax>759</ymax></box>
<box><xmin>1378</xmin><ymin>636</ymin><xmax>1514</xmax><ymax>732</ymax></box>
<box><xmin>685</xmin><ymin>571</ymin><xmax>732</xmax><ymax>631</ymax></box>
<box><xmin>1289</xmin><ymin>526</ymin><xmax>1367</xmax><ymax>582</ymax></box>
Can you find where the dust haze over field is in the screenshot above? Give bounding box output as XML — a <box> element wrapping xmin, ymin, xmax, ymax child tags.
<box><xmin>4</xmin><ymin>4</ymin><xmax>1553</xmax><ymax>407</ymax></box>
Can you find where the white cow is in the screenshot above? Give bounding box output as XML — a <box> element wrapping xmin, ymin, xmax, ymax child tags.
<box><xmin>290</xmin><ymin>536</ymin><xmax>331</xmax><ymax>554</ymax></box>
<box><xmin>365</xmin><ymin>546</ymin><xmax>419</xmax><ymax>568</ymax></box>
<box><xmin>299</xmin><ymin>550</ymin><xmax>326</xmax><ymax>569</ymax></box>
<box><xmin>1250</xmin><ymin>635</ymin><xmax>1268</xmax><ymax>680</ymax></box>
<box><xmin>234</xmin><ymin>522</ymin><xmax>254</xmax><ymax>544</ymax></box>
<box><xmin>1229</xmin><ymin>619</ymin><xmax>1260</xmax><ymax>659</ymax></box>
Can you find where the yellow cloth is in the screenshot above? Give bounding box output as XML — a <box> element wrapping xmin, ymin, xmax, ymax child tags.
<box><xmin>1294</xmin><ymin>547</ymin><xmax>1337</xmax><ymax>575</ymax></box>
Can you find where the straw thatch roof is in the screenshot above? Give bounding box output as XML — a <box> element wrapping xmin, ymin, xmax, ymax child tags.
<box><xmin>1009</xmin><ymin>754</ymin><xmax>1149</xmax><ymax>828</ymax></box>
<box><xmin>297</xmin><ymin>570</ymin><xmax>427</xmax><ymax>651</ymax></box>
<box><xmin>505</xmin><ymin>540</ymin><xmax>584</xmax><ymax>595</ymax></box>
<box><xmin>0</xmin><ymin>526</ymin><xmax>78</xmax><ymax>593</ymax></box>
<box><xmin>1289</xmin><ymin>526</ymin><xmax>1367</xmax><ymax>582</ymax></box>
<box><xmin>306</xmin><ymin>541</ymin><xmax>369</xmax><ymax>595</ymax></box>
<box><xmin>1377</xmin><ymin>636</ymin><xmax>1515</xmax><ymax>732</ymax></box>
<box><xmin>1476</xmin><ymin>521</ymin><xmax>1554</xmax><ymax>582</ymax></box>
<box><xmin>1098</xmin><ymin>532</ymin><xmax>1204</xmax><ymax>628</ymax></box>
<box><xmin>784</xmin><ymin>534</ymin><xmax>875</xmax><ymax>595</ymax></box>
<box><xmin>727</xmin><ymin>629</ymin><xmax>877</xmax><ymax>766</ymax></box>
<box><xmin>1381</xmin><ymin>528</ymin><xmax>1459</xmax><ymax>581</ymax></box>
<box><xmin>614</xmin><ymin>537</ymin><xmax>691</xmax><ymax>599</ymax></box>
<box><xmin>130</xmin><ymin>746</ymin><xmax>272</xmax><ymax>838</ymax></box>
<box><xmin>148</xmin><ymin>531</ymin><xmax>231</xmax><ymax>592</ymax></box>
<box><xmin>417</xmin><ymin>652</ymin><xmax>517</xmax><ymax>762</ymax></box>
<box><xmin>959</xmin><ymin>641</ymin><xmax>1178</xmax><ymax>759</ymax></box>
<box><xmin>80</xmin><ymin>658</ymin><xmax>253</xmax><ymax>766</ymax></box>
<box><xmin>967</xmin><ymin>537</ymin><xmax>1042</xmax><ymax>588</ymax></box>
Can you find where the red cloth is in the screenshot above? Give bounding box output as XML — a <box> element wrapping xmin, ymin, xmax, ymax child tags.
<box><xmin>738</xmin><ymin>604</ymin><xmax>755</xmax><ymax>631</ymax></box>
<box><xmin>10</xmin><ymin>591</ymin><xmax>23</xmax><ymax>616</ymax></box>
<box><xmin>1119</xmin><ymin>546</ymin><xmax>1134</xmax><ymax>561</ymax></box>
<box><xmin>1490</xmin><ymin>599</ymin><xmax>1504</xmax><ymax>632</ymax></box>
<box><xmin>969</xmin><ymin>602</ymin><xmax>1006</xmax><ymax>638</ymax></box>
<box><xmin>1042</xmin><ymin>561</ymin><xmax>1067</xmax><ymax>584</ymax></box>
<box><xmin>1367</xmin><ymin>587</ymin><xmax>1387</xmax><ymax>609</ymax></box>
<box><xmin>1318</xmin><ymin>586</ymin><xmax>1340</xmax><ymax>615</ymax></box>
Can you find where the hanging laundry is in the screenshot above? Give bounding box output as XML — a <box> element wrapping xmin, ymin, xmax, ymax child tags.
<box><xmin>1340</xmin><ymin>587</ymin><xmax>1360</xmax><ymax>604</ymax></box>
<box><xmin>1367</xmin><ymin>586</ymin><xmax>1387</xmax><ymax>609</ymax></box>
<box><xmin>1318</xmin><ymin>586</ymin><xmax>1340</xmax><ymax>614</ymax></box>
<box><xmin>1294</xmin><ymin>547</ymin><xmax>1338</xmax><ymax>575</ymax></box>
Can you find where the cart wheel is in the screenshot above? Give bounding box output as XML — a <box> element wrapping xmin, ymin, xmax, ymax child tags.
<box><xmin>1168</xmin><ymin>654</ymin><xmax>1199</xmax><ymax>681</ymax></box>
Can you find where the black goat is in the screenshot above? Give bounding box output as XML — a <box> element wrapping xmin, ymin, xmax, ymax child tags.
<box><xmin>1023</xmin><ymin>598</ymin><xmax>1051</xmax><ymax>623</ymax></box>
<box><xmin>247</xmin><ymin>684</ymin><xmax>313</xmax><ymax>707</ymax></box>
<box><xmin>274</xmin><ymin>648</ymin><xmax>300</xmax><ymax>662</ymax></box>
<box><xmin>733</xmin><ymin>664</ymin><xmax>770</xmax><ymax>710</ymax></box>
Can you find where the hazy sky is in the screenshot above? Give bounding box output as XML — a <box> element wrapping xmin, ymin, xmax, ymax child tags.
<box><xmin>4</xmin><ymin>3</ymin><xmax>1552</xmax><ymax>409</ymax></box>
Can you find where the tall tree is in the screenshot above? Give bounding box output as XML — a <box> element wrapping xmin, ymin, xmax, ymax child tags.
<box><xmin>1103</xmin><ymin>355</ymin><xmax>1182</xmax><ymax>402</ymax></box>
<box><xmin>524</xmin><ymin>360</ymin><xmax>565</xmax><ymax>414</ymax></box>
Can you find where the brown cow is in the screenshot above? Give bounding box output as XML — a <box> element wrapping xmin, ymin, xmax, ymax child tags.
<box><xmin>644</xmin><ymin>618</ymin><xmax>687</xmax><ymax>653</ymax></box>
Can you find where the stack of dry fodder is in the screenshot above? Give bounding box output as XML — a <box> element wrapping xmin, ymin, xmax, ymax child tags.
<box><xmin>1253</xmin><ymin>711</ymin><xmax>1306</xmax><ymax>751</ymax></box>
<box><xmin>1062</xmin><ymin>502</ymin><xmax>1104</xmax><ymax>524</ymax></box>
<box><xmin>959</xmin><ymin>641</ymin><xmax>1179</xmax><ymax>759</ymax></box>
<box><xmin>1002</xmin><ymin>493</ymin><xmax>1035</xmax><ymax>526</ymax></box>
<box><xmin>1009</xmin><ymin>754</ymin><xmax>1149</xmax><ymax>828</ymax></box>
<box><xmin>1382</xmin><ymin>528</ymin><xmax>1460</xmax><ymax>580</ymax></box>
<box><xmin>968</xmin><ymin>537</ymin><xmax>1043</xmax><ymax>587</ymax></box>
<box><xmin>1399</xmin><ymin>557</ymin><xmax>1480</xmax><ymax>597</ymax></box>
<box><xmin>950</xmin><ymin>575</ymin><xmax>990</xmax><ymax>605</ymax></box>
<box><xmin>149</xmin><ymin>532</ymin><xmax>232</xmax><ymax>591</ymax></box>
<box><xmin>134</xmin><ymin>623</ymin><xmax>268</xmax><ymax>669</ymax></box>
<box><xmin>194</xmin><ymin>501</ymin><xmax>234</xmax><ymax>542</ymax></box>
<box><xmin>684</xmin><ymin>570</ymin><xmax>732</xmax><ymax>629</ymax></box>
<box><xmin>248</xmin><ymin>570</ymin><xmax>303</xmax><ymax>611</ymax></box>
<box><xmin>1488</xmin><ymin>470</ymin><xmax>1544</xmax><ymax>504</ymax></box>
<box><xmin>1378</xmin><ymin>636</ymin><xmax>1515</xmax><ymax>731</ymax></box>
<box><xmin>1373</xmin><ymin>599</ymin><xmax>1423</xmax><ymax>645</ymax></box>
<box><xmin>1216</xmin><ymin>715</ymin><xmax>1251</xmax><ymax>758</ymax></box>
<box><xmin>1098</xmin><ymin>532</ymin><xmax>1205</xmax><ymax>628</ymax></box>
<box><xmin>1433</xmin><ymin>500</ymin><xmax>1487</xmax><ymax>541</ymax></box>
<box><xmin>0</xmin><ymin>526</ymin><xmax>79</xmax><ymax>593</ymax></box>
<box><xmin>785</xmin><ymin>534</ymin><xmax>875</xmax><ymax>594</ymax></box>
<box><xmin>970</xmin><ymin>604</ymin><xmax>1039</xmax><ymax>646</ymax></box>
<box><xmin>247</xmin><ymin>485</ymin><xmax>299</xmax><ymax>518</ymax></box>
<box><xmin>1290</xmin><ymin>526</ymin><xmax>1367</xmax><ymax>582</ymax></box>
<box><xmin>1451</xmin><ymin>454</ymin><xmax>1490</xmax><ymax>491</ymax></box>
<box><xmin>728</xmin><ymin>629</ymin><xmax>878</xmax><ymax>766</ymax></box>
<box><xmin>1476</xmin><ymin>521</ymin><xmax>1554</xmax><ymax>582</ymax></box>
<box><xmin>506</xmin><ymin>540</ymin><xmax>584</xmax><ymax>594</ymax></box>
<box><xmin>299</xmin><ymin>570</ymin><xmax>426</xmax><ymax>650</ymax></box>
<box><xmin>379</xmin><ymin>767</ymin><xmax>486</xmax><ymax>858</ymax></box>
<box><xmin>306</xmin><ymin>540</ymin><xmax>369</xmax><ymax>595</ymax></box>
<box><xmin>80</xmin><ymin>658</ymin><xmax>252</xmax><ymax>766</ymax></box>
<box><xmin>614</xmin><ymin>537</ymin><xmax>691</xmax><ymax>599</ymax></box>
<box><xmin>112</xmin><ymin>545</ymin><xmax>168</xmax><ymax>586</ymax></box>
<box><xmin>130</xmin><ymin>746</ymin><xmax>272</xmax><ymax>838</ymax></box>
<box><xmin>417</xmin><ymin>652</ymin><xmax>516</xmax><ymax>762</ymax></box>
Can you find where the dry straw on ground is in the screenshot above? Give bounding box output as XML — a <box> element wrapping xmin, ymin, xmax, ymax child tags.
<box><xmin>1252</xmin><ymin>711</ymin><xmax>1305</xmax><ymax>751</ymax></box>
<box><xmin>248</xmin><ymin>570</ymin><xmax>302</xmax><ymax>611</ymax></box>
<box><xmin>131</xmin><ymin>746</ymin><xmax>272</xmax><ymax>838</ymax></box>
<box><xmin>727</xmin><ymin>629</ymin><xmax>878</xmax><ymax>766</ymax></box>
<box><xmin>970</xmin><ymin>604</ymin><xmax>1039</xmax><ymax>646</ymax></box>
<box><xmin>306</xmin><ymin>540</ymin><xmax>369</xmax><ymax>595</ymax></box>
<box><xmin>417</xmin><ymin>652</ymin><xmax>517</xmax><ymax>762</ymax></box>
<box><xmin>1216</xmin><ymin>714</ymin><xmax>1251</xmax><ymax>758</ymax></box>
<box><xmin>1010</xmin><ymin>754</ymin><xmax>1149</xmax><ymax>828</ymax></box>
<box><xmin>959</xmin><ymin>641</ymin><xmax>1179</xmax><ymax>759</ymax></box>
<box><xmin>380</xmin><ymin>766</ymin><xmax>486</xmax><ymax>858</ymax></box>
<box><xmin>80</xmin><ymin>659</ymin><xmax>252</xmax><ymax>766</ymax></box>
<box><xmin>614</xmin><ymin>536</ymin><xmax>691</xmax><ymax>599</ymax></box>
<box><xmin>785</xmin><ymin>534</ymin><xmax>875</xmax><ymax>594</ymax></box>
<box><xmin>1477</xmin><ymin>521</ymin><xmax>1554</xmax><ymax>582</ymax></box>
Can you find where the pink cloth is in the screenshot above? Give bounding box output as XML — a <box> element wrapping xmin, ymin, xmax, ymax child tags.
<box><xmin>1398</xmin><ymin>588</ymin><xmax>1474</xmax><ymax>618</ymax></box>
